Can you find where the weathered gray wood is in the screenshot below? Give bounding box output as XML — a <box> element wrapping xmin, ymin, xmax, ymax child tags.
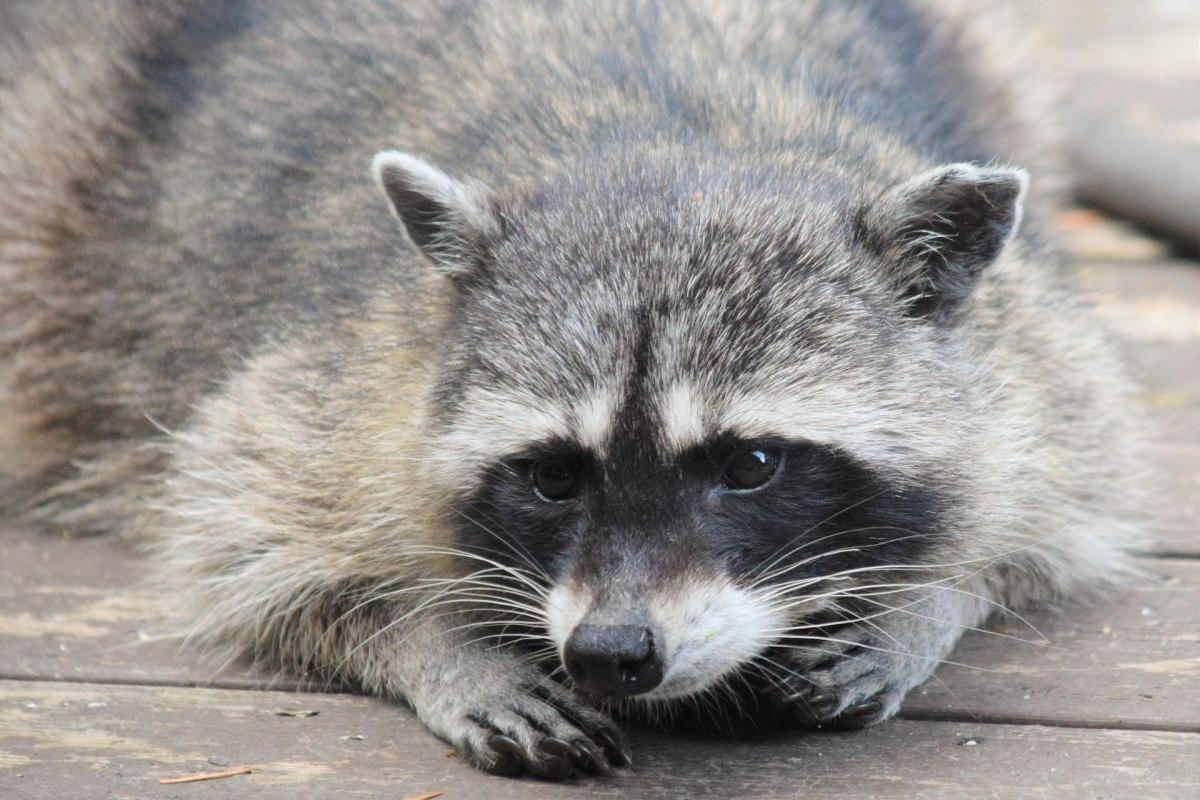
<box><xmin>1022</xmin><ymin>0</ymin><xmax>1200</xmax><ymax>250</ymax></box>
<box><xmin>904</xmin><ymin>560</ymin><xmax>1200</xmax><ymax>731</ymax></box>
<box><xmin>1069</xmin><ymin>258</ymin><xmax>1200</xmax><ymax>554</ymax></box>
<box><xmin>1068</xmin><ymin>115</ymin><xmax>1200</xmax><ymax>253</ymax></box>
<box><xmin>1149</xmin><ymin>408</ymin><xmax>1200</xmax><ymax>452</ymax></box>
<box><xmin>0</xmin><ymin>534</ymin><xmax>300</xmax><ymax>691</ymax></box>
<box><xmin>1145</xmin><ymin>445</ymin><xmax>1200</xmax><ymax>556</ymax></box>
<box><xmin>1072</xmin><ymin>253</ymin><xmax>1200</xmax><ymax>554</ymax></box>
<box><xmin>4</xmin><ymin>532</ymin><xmax>1198</xmax><ymax>731</ymax></box>
<box><xmin>1075</xmin><ymin>259</ymin><xmax>1200</xmax><ymax>303</ymax></box>
<box><xmin>1</xmin><ymin>679</ymin><xmax>1197</xmax><ymax>800</ymax></box>
<box><xmin>1074</xmin><ymin>259</ymin><xmax>1200</xmax><ymax>405</ymax></box>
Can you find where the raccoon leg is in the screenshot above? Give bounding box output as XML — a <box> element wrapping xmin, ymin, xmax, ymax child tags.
<box><xmin>769</xmin><ymin>585</ymin><xmax>991</xmax><ymax>728</ymax></box>
<box><xmin>277</xmin><ymin>599</ymin><xmax>630</xmax><ymax>779</ymax></box>
<box><xmin>396</xmin><ymin>615</ymin><xmax>632</xmax><ymax>778</ymax></box>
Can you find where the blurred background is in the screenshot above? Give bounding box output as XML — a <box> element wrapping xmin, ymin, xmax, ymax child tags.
<box><xmin>1021</xmin><ymin>0</ymin><xmax>1199</xmax><ymax>551</ymax></box>
<box><xmin>1025</xmin><ymin>0</ymin><xmax>1200</xmax><ymax>253</ymax></box>
<box><xmin>1028</xmin><ymin>0</ymin><xmax>1197</xmax><ymax>152</ymax></box>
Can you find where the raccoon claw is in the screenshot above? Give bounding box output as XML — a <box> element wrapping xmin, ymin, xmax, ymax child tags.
<box><xmin>444</xmin><ymin>681</ymin><xmax>629</xmax><ymax>780</ymax></box>
<box><xmin>569</xmin><ymin>736</ymin><xmax>612</xmax><ymax>773</ymax></box>
<box><xmin>788</xmin><ymin>690</ymin><xmax>840</xmax><ymax>721</ymax></box>
<box><xmin>829</xmin><ymin>700</ymin><xmax>886</xmax><ymax>729</ymax></box>
<box><xmin>777</xmin><ymin>677</ymin><xmax>900</xmax><ymax>730</ymax></box>
<box><xmin>484</xmin><ymin>734</ymin><xmax>526</xmax><ymax>776</ymax></box>
<box><xmin>592</xmin><ymin>726</ymin><xmax>634</xmax><ymax>767</ymax></box>
<box><xmin>473</xmin><ymin>723</ymin><xmax>615</xmax><ymax>779</ymax></box>
<box><xmin>770</xmin><ymin>632</ymin><xmax>917</xmax><ymax>729</ymax></box>
<box><xmin>844</xmin><ymin>699</ymin><xmax>883</xmax><ymax>719</ymax></box>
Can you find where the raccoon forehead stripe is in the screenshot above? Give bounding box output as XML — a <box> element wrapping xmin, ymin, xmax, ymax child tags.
<box><xmin>658</xmin><ymin>380</ymin><xmax>710</xmax><ymax>452</ymax></box>
<box><xmin>571</xmin><ymin>387</ymin><xmax>620</xmax><ymax>453</ymax></box>
<box><xmin>718</xmin><ymin>388</ymin><xmax>956</xmax><ymax>474</ymax></box>
<box><xmin>432</xmin><ymin>388</ymin><xmax>571</xmax><ymax>483</ymax></box>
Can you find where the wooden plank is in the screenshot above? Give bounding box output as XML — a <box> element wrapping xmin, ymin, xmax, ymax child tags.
<box><xmin>903</xmin><ymin>559</ymin><xmax>1200</xmax><ymax>730</ymax></box>
<box><xmin>1023</xmin><ymin>0</ymin><xmax>1200</xmax><ymax>168</ymax></box>
<box><xmin>1071</xmin><ymin>257</ymin><xmax>1199</xmax><ymax>553</ymax></box>
<box><xmin>0</xmin><ymin>534</ymin><xmax>297</xmax><ymax>691</ymax></box>
<box><xmin>1135</xmin><ymin>351</ymin><xmax>1200</xmax><ymax>405</ymax></box>
<box><xmin>1148</xmin><ymin>406</ymin><xmax>1200</xmax><ymax>450</ymax></box>
<box><xmin>1075</xmin><ymin>260</ymin><xmax>1200</xmax><ymax>305</ymax></box>
<box><xmin>1144</xmin><ymin>444</ymin><xmax>1200</xmax><ymax>556</ymax></box>
<box><xmin>4</xmin><ymin>533</ymin><xmax>1198</xmax><ymax>730</ymax></box>
<box><xmin>1074</xmin><ymin>259</ymin><xmax>1200</xmax><ymax>400</ymax></box>
<box><xmin>1080</xmin><ymin>260</ymin><xmax>1200</xmax><ymax>398</ymax></box>
<box><xmin>0</xmin><ymin>679</ymin><xmax>1197</xmax><ymax>800</ymax></box>
<box><xmin>1035</xmin><ymin>0</ymin><xmax>1200</xmax><ymax>251</ymax></box>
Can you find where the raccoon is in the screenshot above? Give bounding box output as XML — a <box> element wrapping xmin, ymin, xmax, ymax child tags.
<box><xmin>1</xmin><ymin>0</ymin><xmax>1142</xmax><ymax>780</ymax></box>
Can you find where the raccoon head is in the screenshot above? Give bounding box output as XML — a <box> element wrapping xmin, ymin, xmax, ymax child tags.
<box><xmin>373</xmin><ymin>150</ymin><xmax>1026</xmax><ymax>701</ymax></box>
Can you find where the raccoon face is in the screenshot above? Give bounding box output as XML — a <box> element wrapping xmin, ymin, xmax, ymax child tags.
<box><xmin>373</xmin><ymin>151</ymin><xmax>1026</xmax><ymax>701</ymax></box>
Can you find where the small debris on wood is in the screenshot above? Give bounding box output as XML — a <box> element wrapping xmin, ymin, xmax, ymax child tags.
<box><xmin>339</xmin><ymin>734</ymin><xmax>365</xmax><ymax>741</ymax></box>
<box><xmin>401</xmin><ymin>792</ymin><xmax>444</xmax><ymax>800</ymax></box>
<box><xmin>445</xmin><ymin>749</ymin><xmax>457</xmax><ymax>758</ymax></box>
<box><xmin>207</xmin><ymin>755</ymin><xmax>229</xmax><ymax>767</ymax></box>
<box><xmin>275</xmin><ymin>708</ymin><xmax>320</xmax><ymax>717</ymax></box>
<box><xmin>955</xmin><ymin>735</ymin><xmax>983</xmax><ymax>747</ymax></box>
<box><xmin>158</xmin><ymin>767</ymin><xmax>252</xmax><ymax>784</ymax></box>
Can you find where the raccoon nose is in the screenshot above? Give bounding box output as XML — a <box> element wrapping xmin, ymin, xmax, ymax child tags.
<box><xmin>563</xmin><ymin>623</ymin><xmax>664</xmax><ymax>697</ymax></box>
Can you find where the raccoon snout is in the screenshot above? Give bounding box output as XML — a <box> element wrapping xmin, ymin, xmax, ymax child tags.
<box><xmin>563</xmin><ymin>622</ymin><xmax>664</xmax><ymax>697</ymax></box>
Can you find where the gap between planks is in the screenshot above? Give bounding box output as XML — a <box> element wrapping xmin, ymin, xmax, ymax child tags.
<box><xmin>1137</xmin><ymin>550</ymin><xmax>1200</xmax><ymax>561</ymax></box>
<box><xmin>2</xmin><ymin>672</ymin><xmax>1197</xmax><ymax>738</ymax></box>
<box><xmin>898</xmin><ymin>708</ymin><xmax>1200</xmax><ymax>735</ymax></box>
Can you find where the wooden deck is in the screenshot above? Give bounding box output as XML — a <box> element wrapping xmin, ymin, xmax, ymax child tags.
<box><xmin>1</xmin><ymin>214</ymin><xmax>1197</xmax><ymax>799</ymax></box>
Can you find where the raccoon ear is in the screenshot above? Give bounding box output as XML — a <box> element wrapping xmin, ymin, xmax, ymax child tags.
<box><xmin>371</xmin><ymin>150</ymin><xmax>502</xmax><ymax>278</ymax></box>
<box><xmin>856</xmin><ymin>163</ymin><xmax>1028</xmax><ymax>321</ymax></box>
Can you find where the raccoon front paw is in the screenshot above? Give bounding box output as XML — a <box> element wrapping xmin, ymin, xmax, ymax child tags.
<box><xmin>768</xmin><ymin>629</ymin><xmax>930</xmax><ymax>730</ymax></box>
<box><xmin>429</xmin><ymin>679</ymin><xmax>631</xmax><ymax>780</ymax></box>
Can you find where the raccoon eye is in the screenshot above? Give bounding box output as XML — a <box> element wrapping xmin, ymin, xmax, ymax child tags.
<box><xmin>721</xmin><ymin>448</ymin><xmax>782</xmax><ymax>491</ymax></box>
<box><xmin>531</xmin><ymin>456</ymin><xmax>579</xmax><ymax>502</ymax></box>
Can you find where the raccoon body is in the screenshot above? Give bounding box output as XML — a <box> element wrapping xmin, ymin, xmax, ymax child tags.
<box><xmin>1</xmin><ymin>0</ymin><xmax>1141</xmax><ymax>779</ymax></box>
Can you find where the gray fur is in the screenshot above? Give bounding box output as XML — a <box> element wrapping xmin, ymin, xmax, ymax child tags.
<box><xmin>1</xmin><ymin>0</ymin><xmax>1142</xmax><ymax>778</ymax></box>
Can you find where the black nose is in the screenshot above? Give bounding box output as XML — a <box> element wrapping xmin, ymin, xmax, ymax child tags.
<box><xmin>563</xmin><ymin>624</ymin><xmax>663</xmax><ymax>697</ymax></box>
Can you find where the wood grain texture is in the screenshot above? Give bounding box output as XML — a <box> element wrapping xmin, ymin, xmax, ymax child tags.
<box><xmin>1</xmin><ymin>680</ymin><xmax>1197</xmax><ymax>800</ymax></box>
<box><xmin>1073</xmin><ymin>258</ymin><xmax>1200</xmax><ymax>554</ymax></box>
<box><xmin>903</xmin><ymin>560</ymin><xmax>1200</xmax><ymax>730</ymax></box>
<box><xmin>4</xmin><ymin>535</ymin><xmax>1198</xmax><ymax>730</ymax></box>
<box><xmin>1144</xmin><ymin>445</ymin><xmax>1200</xmax><ymax>556</ymax></box>
<box><xmin>0</xmin><ymin>535</ymin><xmax>302</xmax><ymax>691</ymax></box>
